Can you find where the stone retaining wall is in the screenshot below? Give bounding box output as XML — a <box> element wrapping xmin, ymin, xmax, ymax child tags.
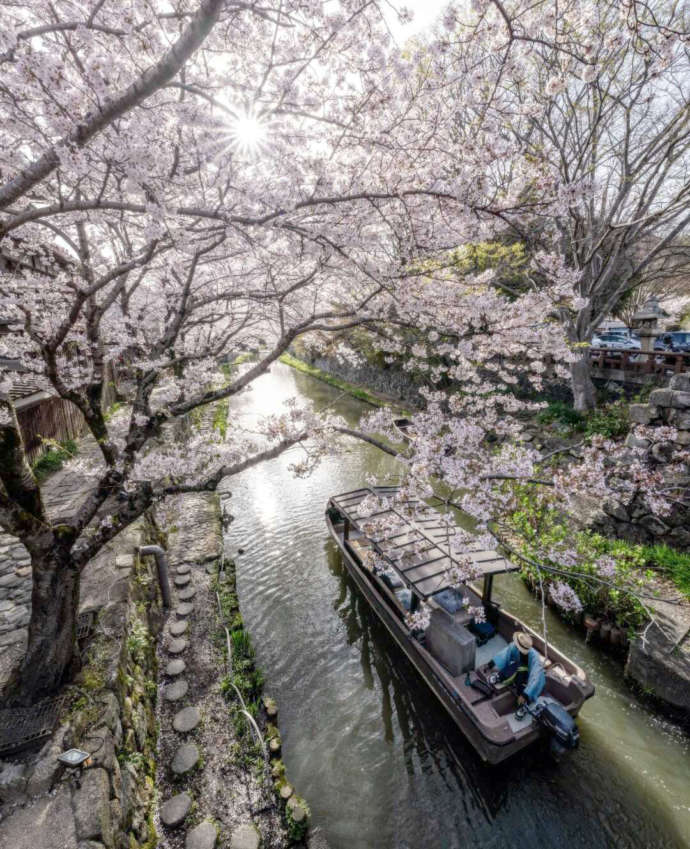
<box><xmin>0</xmin><ymin>526</ymin><xmax>163</xmax><ymax>849</ymax></box>
<box><xmin>592</xmin><ymin>373</ymin><xmax>690</xmax><ymax>548</ymax></box>
<box><xmin>306</xmin><ymin>351</ymin><xmax>424</xmax><ymax>407</ymax></box>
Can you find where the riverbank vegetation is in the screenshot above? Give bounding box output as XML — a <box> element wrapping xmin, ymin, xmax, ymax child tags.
<box><xmin>503</xmin><ymin>489</ymin><xmax>690</xmax><ymax>640</ymax></box>
<box><xmin>31</xmin><ymin>437</ymin><xmax>78</xmax><ymax>482</ymax></box>
<box><xmin>280</xmin><ymin>352</ymin><xmax>407</xmax><ymax>411</ymax></box>
<box><xmin>535</xmin><ymin>399</ymin><xmax>631</xmax><ymax>440</ymax></box>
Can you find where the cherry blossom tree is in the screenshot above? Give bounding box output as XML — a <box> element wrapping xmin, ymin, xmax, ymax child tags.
<box><xmin>0</xmin><ymin>0</ymin><xmax>529</xmax><ymax>703</ymax></box>
<box><xmin>486</xmin><ymin>0</ymin><xmax>690</xmax><ymax>409</ymax></box>
<box><xmin>0</xmin><ymin>0</ymin><xmax>686</xmax><ymax>704</ymax></box>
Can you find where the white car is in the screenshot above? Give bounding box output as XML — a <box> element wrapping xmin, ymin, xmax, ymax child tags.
<box><xmin>591</xmin><ymin>332</ymin><xmax>640</xmax><ymax>351</ymax></box>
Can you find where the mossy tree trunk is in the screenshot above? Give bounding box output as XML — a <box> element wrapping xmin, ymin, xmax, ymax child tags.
<box><xmin>11</xmin><ymin>542</ymin><xmax>80</xmax><ymax>705</ymax></box>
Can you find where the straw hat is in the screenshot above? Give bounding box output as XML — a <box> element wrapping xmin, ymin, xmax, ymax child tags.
<box><xmin>512</xmin><ymin>631</ymin><xmax>533</xmax><ymax>653</ymax></box>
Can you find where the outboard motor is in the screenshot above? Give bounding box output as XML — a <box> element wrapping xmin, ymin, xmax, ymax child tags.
<box><xmin>534</xmin><ymin>701</ymin><xmax>579</xmax><ymax>759</ymax></box>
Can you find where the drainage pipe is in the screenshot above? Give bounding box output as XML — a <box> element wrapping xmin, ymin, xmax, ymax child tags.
<box><xmin>138</xmin><ymin>545</ymin><xmax>171</xmax><ymax>609</ymax></box>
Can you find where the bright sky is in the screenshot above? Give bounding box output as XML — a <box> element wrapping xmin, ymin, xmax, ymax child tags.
<box><xmin>383</xmin><ymin>0</ymin><xmax>450</xmax><ymax>44</ymax></box>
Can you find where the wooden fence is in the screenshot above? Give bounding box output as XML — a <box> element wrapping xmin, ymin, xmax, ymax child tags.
<box><xmin>17</xmin><ymin>396</ymin><xmax>86</xmax><ymax>464</ymax></box>
<box><xmin>589</xmin><ymin>348</ymin><xmax>690</xmax><ymax>378</ymax></box>
<box><xmin>15</xmin><ymin>362</ymin><xmax>119</xmax><ymax>464</ymax></box>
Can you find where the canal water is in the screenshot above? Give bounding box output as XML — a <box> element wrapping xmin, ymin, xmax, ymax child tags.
<box><xmin>220</xmin><ymin>362</ymin><xmax>690</xmax><ymax>849</ymax></box>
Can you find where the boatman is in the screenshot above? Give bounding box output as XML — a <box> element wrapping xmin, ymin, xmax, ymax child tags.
<box><xmin>488</xmin><ymin>631</ymin><xmax>545</xmax><ymax>706</ymax></box>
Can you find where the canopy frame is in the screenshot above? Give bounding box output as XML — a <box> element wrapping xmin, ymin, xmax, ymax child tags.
<box><xmin>330</xmin><ymin>486</ymin><xmax>518</xmax><ymax>602</ymax></box>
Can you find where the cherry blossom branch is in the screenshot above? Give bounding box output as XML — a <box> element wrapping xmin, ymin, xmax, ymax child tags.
<box><xmin>0</xmin><ymin>0</ymin><xmax>225</xmax><ymax>210</ymax></box>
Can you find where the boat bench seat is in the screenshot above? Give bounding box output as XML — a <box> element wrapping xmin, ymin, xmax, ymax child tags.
<box><xmin>426</xmin><ymin>610</ymin><xmax>476</xmax><ymax>676</ymax></box>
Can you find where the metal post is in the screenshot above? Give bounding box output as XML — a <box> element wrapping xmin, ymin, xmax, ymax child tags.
<box><xmin>482</xmin><ymin>574</ymin><xmax>494</xmax><ymax>606</ymax></box>
<box><xmin>137</xmin><ymin>545</ymin><xmax>171</xmax><ymax>609</ymax></box>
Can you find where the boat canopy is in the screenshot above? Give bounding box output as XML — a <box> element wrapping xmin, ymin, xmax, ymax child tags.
<box><xmin>330</xmin><ymin>486</ymin><xmax>519</xmax><ymax>600</ymax></box>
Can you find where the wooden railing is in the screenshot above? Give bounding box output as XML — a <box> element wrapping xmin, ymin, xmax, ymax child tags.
<box><xmin>589</xmin><ymin>348</ymin><xmax>690</xmax><ymax>376</ymax></box>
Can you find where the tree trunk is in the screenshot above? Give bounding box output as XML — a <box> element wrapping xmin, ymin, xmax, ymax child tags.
<box><xmin>570</xmin><ymin>353</ymin><xmax>596</xmax><ymax>412</ymax></box>
<box><xmin>10</xmin><ymin>547</ymin><xmax>80</xmax><ymax>705</ymax></box>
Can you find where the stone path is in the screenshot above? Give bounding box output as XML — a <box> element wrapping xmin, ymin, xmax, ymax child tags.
<box><xmin>154</xmin><ymin>489</ymin><xmax>289</xmax><ymax>849</ymax></box>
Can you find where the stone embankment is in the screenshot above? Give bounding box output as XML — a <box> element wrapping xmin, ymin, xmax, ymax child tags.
<box><xmin>588</xmin><ymin>374</ymin><xmax>690</xmax><ymax>715</ymax></box>
<box><xmin>300</xmin><ymin>349</ymin><xmax>424</xmax><ymax>408</ymax></box>
<box><xmin>593</xmin><ymin>373</ymin><xmax>690</xmax><ymax>549</ymax></box>
<box><xmin>0</xmin><ymin>518</ymin><xmax>161</xmax><ymax>849</ymax></box>
<box><xmin>0</xmin><ymin>409</ymin><xmax>129</xmax><ymax>685</ymax></box>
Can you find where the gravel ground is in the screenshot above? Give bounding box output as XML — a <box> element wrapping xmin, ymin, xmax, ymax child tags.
<box><xmin>154</xmin><ymin>493</ymin><xmax>288</xmax><ymax>849</ymax></box>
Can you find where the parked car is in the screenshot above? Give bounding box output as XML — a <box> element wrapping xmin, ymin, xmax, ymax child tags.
<box><xmin>655</xmin><ymin>332</ymin><xmax>690</xmax><ymax>353</ymax></box>
<box><xmin>591</xmin><ymin>331</ymin><xmax>641</xmax><ymax>351</ymax></box>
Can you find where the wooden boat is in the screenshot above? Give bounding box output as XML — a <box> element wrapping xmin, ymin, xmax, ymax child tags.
<box><xmin>325</xmin><ymin>486</ymin><xmax>595</xmax><ymax>764</ymax></box>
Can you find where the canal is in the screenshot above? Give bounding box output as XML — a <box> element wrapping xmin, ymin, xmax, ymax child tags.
<box><xmin>220</xmin><ymin>362</ymin><xmax>690</xmax><ymax>849</ymax></box>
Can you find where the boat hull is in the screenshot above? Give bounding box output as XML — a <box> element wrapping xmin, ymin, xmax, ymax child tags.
<box><xmin>326</xmin><ymin>514</ymin><xmax>562</xmax><ymax>764</ymax></box>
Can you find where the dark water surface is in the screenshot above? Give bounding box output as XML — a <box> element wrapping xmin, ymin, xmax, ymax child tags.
<box><xmin>220</xmin><ymin>363</ymin><xmax>690</xmax><ymax>849</ymax></box>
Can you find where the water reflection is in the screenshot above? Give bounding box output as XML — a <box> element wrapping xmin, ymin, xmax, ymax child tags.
<box><xmin>326</xmin><ymin>538</ymin><xmax>687</xmax><ymax>849</ymax></box>
<box><xmin>223</xmin><ymin>363</ymin><xmax>689</xmax><ymax>849</ymax></box>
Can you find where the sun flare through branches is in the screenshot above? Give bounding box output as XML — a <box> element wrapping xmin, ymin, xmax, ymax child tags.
<box><xmin>226</xmin><ymin>107</ymin><xmax>269</xmax><ymax>156</ymax></box>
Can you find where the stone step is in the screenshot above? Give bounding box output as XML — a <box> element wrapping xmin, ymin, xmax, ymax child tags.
<box><xmin>176</xmin><ymin>602</ymin><xmax>194</xmax><ymax>618</ymax></box>
<box><xmin>186</xmin><ymin>821</ymin><xmax>218</xmax><ymax>849</ymax></box>
<box><xmin>177</xmin><ymin>564</ymin><xmax>192</xmax><ymax>575</ymax></box>
<box><xmin>166</xmin><ymin>659</ymin><xmax>186</xmax><ymax>676</ymax></box>
<box><xmin>173</xmin><ymin>706</ymin><xmax>201</xmax><ymax>733</ymax></box>
<box><xmin>230</xmin><ymin>824</ymin><xmax>260</xmax><ymax>849</ymax></box>
<box><xmin>174</xmin><ymin>574</ymin><xmax>191</xmax><ymax>588</ymax></box>
<box><xmin>178</xmin><ymin>587</ymin><xmax>196</xmax><ymax>601</ymax></box>
<box><xmin>163</xmin><ymin>679</ymin><xmax>189</xmax><ymax>702</ymax></box>
<box><xmin>171</xmin><ymin>742</ymin><xmax>200</xmax><ymax>775</ymax></box>
<box><xmin>169</xmin><ymin>619</ymin><xmax>189</xmax><ymax>637</ymax></box>
<box><xmin>160</xmin><ymin>792</ymin><xmax>192</xmax><ymax>827</ymax></box>
<box><xmin>167</xmin><ymin>638</ymin><xmax>189</xmax><ymax>655</ymax></box>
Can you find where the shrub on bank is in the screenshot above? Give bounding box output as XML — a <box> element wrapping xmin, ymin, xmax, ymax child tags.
<box><xmin>32</xmin><ymin>437</ymin><xmax>78</xmax><ymax>481</ymax></box>
<box><xmin>506</xmin><ymin>495</ymin><xmax>690</xmax><ymax>636</ymax></box>
<box><xmin>535</xmin><ymin>399</ymin><xmax>630</xmax><ymax>440</ymax></box>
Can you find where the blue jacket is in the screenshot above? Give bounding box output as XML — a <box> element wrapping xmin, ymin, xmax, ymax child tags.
<box><xmin>492</xmin><ymin>643</ymin><xmax>545</xmax><ymax>704</ymax></box>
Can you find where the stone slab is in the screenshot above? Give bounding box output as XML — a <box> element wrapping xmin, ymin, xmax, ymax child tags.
<box><xmin>166</xmin><ymin>658</ymin><xmax>186</xmax><ymax>676</ymax></box>
<box><xmin>169</xmin><ymin>619</ymin><xmax>189</xmax><ymax>637</ymax></box>
<box><xmin>73</xmin><ymin>767</ymin><xmax>111</xmax><ymax>842</ymax></box>
<box><xmin>230</xmin><ymin>824</ymin><xmax>260</xmax><ymax>849</ymax></box>
<box><xmin>173</xmin><ymin>705</ymin><xmax>201</xmax><ymax>733</ymax></box>
<box><xmin>670</xmin><ymin>390</ymin><xmax>690</xmax><ymax>408</ymax></box>
<box><xmin>164</xmin><ymin>679</ymin><xmax>189</xmax><ymax>701</ymax></box>
<box><xmin>160</xmin><ymin>791</ymin><xmax>192</xmax><ymax>827</ymax></box>
<box><xmin>0</xmin><ymin>761</ymin><xmax>27</xmax><ymax>803</ymax></box>
<box><xmin>186</xmin><ymin>820</ymin><xmax>217</xmax><ymax>849</ymax></box>
<box><xmin>167</xmin><ymin>638</ymin><xmax>189</xmax><ymax>655</ymax></box>
<box><xmin>287</xmin><ymin>795</ymin><xmax>307</xmax><ymax>822</ymax></box>
<box><xmin>669</xmin><ymin>374</ymin><xmax>690</xmax><ymax>393</ymax></box>
<box><xmin>178</xmin><ymin>587</ymin><xmax>196</xmax><ymax>601</ymax></box>
<box><xmin>171</xmin><ymin>742</ymin><xmax>200</xmax><ymax>775</ymax></box>
<box><xmin>176</xmin><ymin>564</ymin><xmax>192</xmax><ymax>575</ymax></box>
<box><xmin>174</xmin><ymin>574</ymin><xmax>191</xmax><ymax>588</ymax></box>
<box><xmin>0</xmin><ymin>785</ymin><xmax>78</xmax><ymax>849</ymax></box>
<box><xmin>175</xmin><ymin>602</ymin><xmax>194</xmax><ymax>617</ymax></box>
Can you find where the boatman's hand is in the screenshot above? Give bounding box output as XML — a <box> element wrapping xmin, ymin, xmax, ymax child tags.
<box><xmin>517</xmin><ymin>695</ymin><xmax>526</xmax><ymax>706</ymax></box>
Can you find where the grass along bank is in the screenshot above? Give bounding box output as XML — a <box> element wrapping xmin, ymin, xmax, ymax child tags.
<box><xmin>279</xmin><ymin>352</ymin><xmax>411</xmax><ymax>413</ymax></box>
<box><xmin>214</xmin><ymin>558</ymin><xmax>311</xmax><ymax>843</ymax></box>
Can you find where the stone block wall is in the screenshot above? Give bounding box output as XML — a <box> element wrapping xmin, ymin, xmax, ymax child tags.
<box><xmin>593</xmin><ymin>374</ymin><xmax>690</xmax><ymax>548</ymax></box>
<box><xmin>309</xmin><ymin>351</ymin><xmax>425</xmax><ymax>407</ymax></box>
<box><xmin>0</xmin><ymin>537</ymin><xmax>163</xmax><ymax>849</ymax></box>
